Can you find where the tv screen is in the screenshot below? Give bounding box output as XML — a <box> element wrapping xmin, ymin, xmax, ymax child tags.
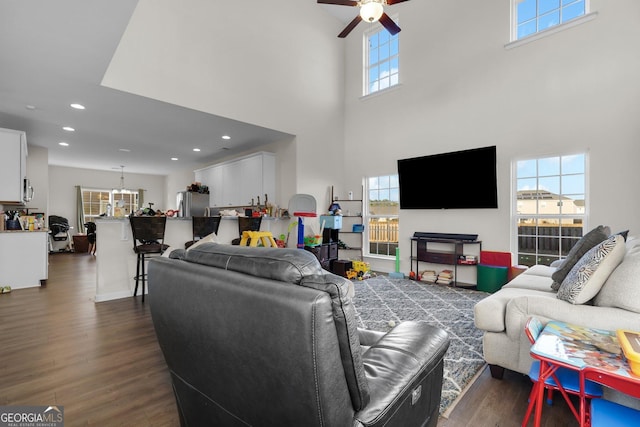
<box><xmin>397</xmin><ymin>146</ymin><xmax>498</xmax><ymax>209</ymax></box>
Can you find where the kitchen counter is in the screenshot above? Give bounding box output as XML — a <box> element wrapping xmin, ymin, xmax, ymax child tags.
<box><xmin>0</xmin><ymin>229</ymin><xmax>48</xmax><ymax>288</ymax></box>
<box><xmin>0</xmin><ymin>229</ymin><xmax>49</xmax><ymax>233</ymax></box>
<box><xmin>94</xmin><ymin>216</ymin><xmax>292</xmax><ymax>302</ymax></box>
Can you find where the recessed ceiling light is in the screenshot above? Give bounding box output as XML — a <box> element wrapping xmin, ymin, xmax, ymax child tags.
<box><xmin>70</xmin><ymin>103</ymin><xmax>85</xmax><ymax>110</ymax></box>
<box><xmin>118</xmin><ymin>148</ymin><xmax>131</xmax><ymax>152</ymax></box>
<box><xmin>171</xmin><ymin>157</ymin><xmax>179</xmax><ymax>161</ymax></box>
<box><xmin>62</xmin><ymin>126</ymin><xmax>75</xmax><ymax>132</ymax></box>
<box><xmin>59</xmin><ymin>142</ymin><xmax>69</xmax><ymax>147</ymax></box>
<box><xmin>193</xmin><ymin>148</ymin><xmax>201</xmax><ymax>152</ymax></box>
<box><xmin>222</xmin><ymin>135</ymin><xmax>231</xmax><ymax>140</ymax></box>
<box><xmin>25</xmin><ymin>105</ymin><xmax>36</xmax><ymax>110</ymax></box>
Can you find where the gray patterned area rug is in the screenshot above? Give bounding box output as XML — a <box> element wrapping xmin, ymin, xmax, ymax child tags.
<box><xmin>351</xmin><ymin>275</ymin><xmax>489</xmax><ymax>416</ymax></box>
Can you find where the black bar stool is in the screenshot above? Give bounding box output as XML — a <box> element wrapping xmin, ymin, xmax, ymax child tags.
<box><xmin>185</xmin><ymin>216</ymin><xmax>222</xmax><ymax>249</ymax></box>
<box><xmin>130</xmin><ymin>216</ymin><xmax>169</xmax><ymax>302</ymax></box>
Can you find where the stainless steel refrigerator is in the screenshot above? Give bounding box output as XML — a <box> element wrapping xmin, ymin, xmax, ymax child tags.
<box><xmin>176</xmin><ymin>191</ymin><xmax>209</xmax><ymax>217</ymax></box>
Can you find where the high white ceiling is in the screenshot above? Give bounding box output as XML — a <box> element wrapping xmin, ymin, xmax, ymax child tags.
<box><xmin>0</xmin><ymin>0</ymin><xmax>304</xmax><ymax>175</ymax></box>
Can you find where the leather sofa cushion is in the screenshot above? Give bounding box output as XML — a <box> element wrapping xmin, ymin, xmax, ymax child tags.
<box><xmin>301</xmin><ymin>274</ymin><xmax>370</xmax><ymax>410</ymax></box>
<box><xmin>171</xmin><ymin>243</ymin><xmax>323</xmax><ymax>285</ymax></box>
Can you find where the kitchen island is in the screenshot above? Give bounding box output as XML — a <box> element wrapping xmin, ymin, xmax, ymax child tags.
<box><xmin>94</xmin><ymin>216</ymin><xmax>291</xmax><ymax>302</ymax></box>
<box><xmin>0</xmin><ymin>229</ymin><xmax>48</xmax><ymax>289</ymax></box>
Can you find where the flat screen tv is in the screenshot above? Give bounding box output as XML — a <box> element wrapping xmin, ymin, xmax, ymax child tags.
<box><xmin>397</xmin><ymin>146</ymin><xmax>498</xmax><ymax>209</ymax></box>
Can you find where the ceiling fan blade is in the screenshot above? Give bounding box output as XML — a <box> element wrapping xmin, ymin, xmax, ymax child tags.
<box><xmin>386</xmin><ymin>0</ymin><xmax>410</xmax><ymax>5</ymax></box>
<box><xmin>379</xmin><ymin>12</ymin><xmax>401</xmax><ymax>35</ymax></box>
<box><xmin>317</xmin><ymin>0</ymin><xmax>358</xmax><ymax>6</ymax></box>
<box><xmin>338</xmin><ymin>15</ymin><xmax>363</xmax><ymax>38</ymax></box>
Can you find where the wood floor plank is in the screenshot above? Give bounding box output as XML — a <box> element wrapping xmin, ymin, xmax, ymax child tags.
<box><xmin>0</xmin><ymin>252</ymin><xmax>579</xmax><ymax>426</ymax></box>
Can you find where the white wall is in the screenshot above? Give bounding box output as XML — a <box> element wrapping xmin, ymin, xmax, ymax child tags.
<box><xmin>341</xmin><ymin>0</ymin><xmax>640</xmax><ymax>273</ymax></box>
<box><xmin>48</xmin><ymin>165</ymin><xmax>166</xmax><ymax>232</ymax></box>
<box><xmin>103</xmin><ymin>0</ymin><xmax>346</xmax><ymax>215</ymax></box>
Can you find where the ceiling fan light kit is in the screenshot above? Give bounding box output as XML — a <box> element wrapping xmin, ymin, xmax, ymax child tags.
<box><xmin>318</xmin><ymin>0</ymin><xmax>409</xmax><ymax>38</ymax></box>
<box><xmin>360</xmin><ymin>0</ymin><xmax>384</xmax><ymax>22</ymax></box>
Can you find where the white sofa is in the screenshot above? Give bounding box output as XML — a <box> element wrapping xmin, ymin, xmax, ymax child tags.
<box><xmin>474</xmin><ymin>231</ymin><xmax>640</xmax><ymax>378</ymax></box>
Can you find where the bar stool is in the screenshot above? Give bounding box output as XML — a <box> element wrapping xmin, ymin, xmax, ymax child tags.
<box><xmin>231</xmin><ymin>216</ymin><xmax>262</xmax><ymax>245</ymax></box>
<box><xmin>185</xmin><ymin>216</ymin><xmax>222</xmax><ymax>249</ymax></box>
<box><xmin>130</xmin><ymin>216</ymin><xmax>169</xmax><ymax>302</ymax></box>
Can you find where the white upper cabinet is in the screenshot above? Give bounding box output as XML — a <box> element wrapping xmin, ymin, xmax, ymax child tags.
<box><xmin>0</xmin><ymin>127</ymin><xmax>27</xmax><ymax>203</ymax></box>
<box><xmin>195</xmin><ymin>152</ymin><xmax>276</xmax><ymax>208</ymax></box>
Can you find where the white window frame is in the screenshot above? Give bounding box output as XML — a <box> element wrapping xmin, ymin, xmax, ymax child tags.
<box><xmin>365</xmin><ymin>174</ymin><xmax>399</xmax><ymax>258</ymax></box>
<box><xmin>81</xmin><ymin>187</ymin><xmax>139</xmax><ymax>224</ymax></box>
<box><xmin>511</xmin><ymin>152</ymin><xmax>589</xmax><ymax>266</ymax></box>
<box><xmin>508</xmin><ymin>0</ymin><xmax>596</xmax><ymax>46</ymax></box>
<box><xmin>363</xmin><ymin>16</ymin><xmax>400</xmax><ymax>97</ymax></box>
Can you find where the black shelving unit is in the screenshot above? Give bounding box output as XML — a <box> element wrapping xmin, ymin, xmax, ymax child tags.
<box><xmin>326</xmin><ymin>186</ymin><xmax>363</xmax><ymax>261</ymax></box>
<box><xmin>410</xmin><ymin>234</ymin><xmax>482</xmax><ymax>287</ymax></box>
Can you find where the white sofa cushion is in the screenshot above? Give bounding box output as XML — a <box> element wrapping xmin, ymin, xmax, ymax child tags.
<box><xmin>556</xmin><ymin>235</ymin><xmax>626</xmax><ymax>304</ymax></box>
<box><xmin>503</xmin><ymin>273</ymin><xmax>555</xmax><ymax>292</ymax></box>
<box><xmin>524</xmin><ymin>265</ymin><xmax>556</xmax><ymax>278</ymax></box>
<box><xmin>594</xmin><ymin>245</ymin><xmax>640</xmax><ymax>313</ymax></box>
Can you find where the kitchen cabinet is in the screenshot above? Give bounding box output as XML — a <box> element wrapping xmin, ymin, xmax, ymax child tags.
<box><xmin>0</xmin><ymin>230</ymin><xmax>48</xmax><ymax>289</ymax></box>
<box><xmin>195</xmin><ymin>152</ymin><xmax>276</xmax><ymax>208</ymax></box>
<box><xmin>0</xmin><ymin>127</ymin><xmax>27</xmax><ymax>203</ymax></box>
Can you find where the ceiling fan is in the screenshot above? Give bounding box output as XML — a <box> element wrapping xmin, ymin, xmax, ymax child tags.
<box><xmin>318</xmin><ymin>0</ymin><xmax>409</xmax><ymax>38</ymax></box>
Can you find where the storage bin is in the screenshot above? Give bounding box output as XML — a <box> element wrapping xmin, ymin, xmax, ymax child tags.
<box><xmin>616</xmin><ymin>329</ymin><xmax>640</xmax><ymax>376</ymax></box>
<box><xmin>352</xmin><ymin>224</ymin><xmax>364</xmax><ymax>232</ymax></box>
<box><xmin>319</xmin><ymin>215</ymin><xmax>342</xmax><ymax>230</ymax></box>
<box><xmin>477</xmin><ymin>264</ymin><xmax>509</xmax><ymax>293</ymax></box>
<box><xmin>331</xmin><ymin>260</ymin><xmax>353</xmax><ymax>277</ymax></box>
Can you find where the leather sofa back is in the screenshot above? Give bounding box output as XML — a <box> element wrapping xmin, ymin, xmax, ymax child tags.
<box><xmin>151</xmin><ymin>244</ymin><xmax>369</xmax><ymax>424</ymax></box>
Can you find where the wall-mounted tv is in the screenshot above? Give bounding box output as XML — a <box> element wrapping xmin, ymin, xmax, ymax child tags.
<box><xmin>397</xmin><ymin>146</ymin><xmax>498</xmax><ymax>209</ymax></box>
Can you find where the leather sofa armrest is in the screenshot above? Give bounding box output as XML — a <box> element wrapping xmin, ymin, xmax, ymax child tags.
<box><xmin>356</xmin><ymin>322</ymin><xmax>449</xmax><ymax>427</ymax></box>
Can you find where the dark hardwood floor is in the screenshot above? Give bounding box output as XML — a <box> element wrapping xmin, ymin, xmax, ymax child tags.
<box><xmin>0</xmin><ymin>253</ymin><xmax>577</xmax><ymax>426</ymax></box>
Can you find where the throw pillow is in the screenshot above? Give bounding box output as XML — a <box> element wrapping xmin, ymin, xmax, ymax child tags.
<box><xmin>186</xmin><ymin>232</ymin><xmax>218</xmax><ymax>251</ymax></box>
<box><xmin>556</xmin><ymin>234</ymin><xmax>626</xmax><ymax>304</ymax></box>
<box><xmin>594</xmin><ymin>245</ymin><xmax>640</xmax><ymax>313</ymax></box>
<box><xmin>551</xmin><ymin>225</ymin><xmax>609</xmax><ymax>291</ymax></box>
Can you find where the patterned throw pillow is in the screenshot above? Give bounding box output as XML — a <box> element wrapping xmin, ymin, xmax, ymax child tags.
<box><xmin>557</xmin><ymin>235</ymin><xmax>626</xmax><ymax>304</ymax></box>
<box><xmin>551</xmin><ymin>225</ymin><xmax>609</xmax><ymax>291</ymax></box>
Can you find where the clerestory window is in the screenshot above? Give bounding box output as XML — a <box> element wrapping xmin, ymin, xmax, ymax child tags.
<box><xmin>512</xmin><ymin>0</ymin><xmax>588</xmax><ymax>41</ymax></box>
<box><xmin>364</xmin><ymin>23</ymin><xmax>399</xmax><ymax>96</ymax></box>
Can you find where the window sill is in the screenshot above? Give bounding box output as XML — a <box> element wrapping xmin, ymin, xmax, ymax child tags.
<box><xmin>505</xmin><ymin>12</ymin><xmax>598</xmax><ymax>50</ymax></box>
<box><xmin>360</xmin><ymin>83</ymin><xmax>403</xmax><ymax>101</ymax></box>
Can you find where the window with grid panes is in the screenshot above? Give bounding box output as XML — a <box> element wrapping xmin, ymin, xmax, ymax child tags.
<box><xmin>81</xmin><ymin>188</ymin><xmax>139</xmax><ymax>225</ymax></box>
<box><xmin>513</xmin><ymin>0</ymin><xmax>587</xmax><ymax>40</ymax></box>
<box><xmin>82</xmin><ymin>189</ymin><xmax>111</xmax><ymax>224</ymax></box>
<box><xmin>112</xmin><ymin>190</ymin><xmax>139</xmax><ymax>217</ymax></box>
<box><xmin>513</xmin><ymin>153</ymin><xmax>587</xmax><ymax>266</ymax></box>
<box><xmin>365</xmin><ymin>25</ymin><xmax>399</xmax><ymax>95</ymax></box>
<box><xmin>366</xmin><ymin>174</ymin><xmax>399</xmax><ymax>257</ymax></box>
